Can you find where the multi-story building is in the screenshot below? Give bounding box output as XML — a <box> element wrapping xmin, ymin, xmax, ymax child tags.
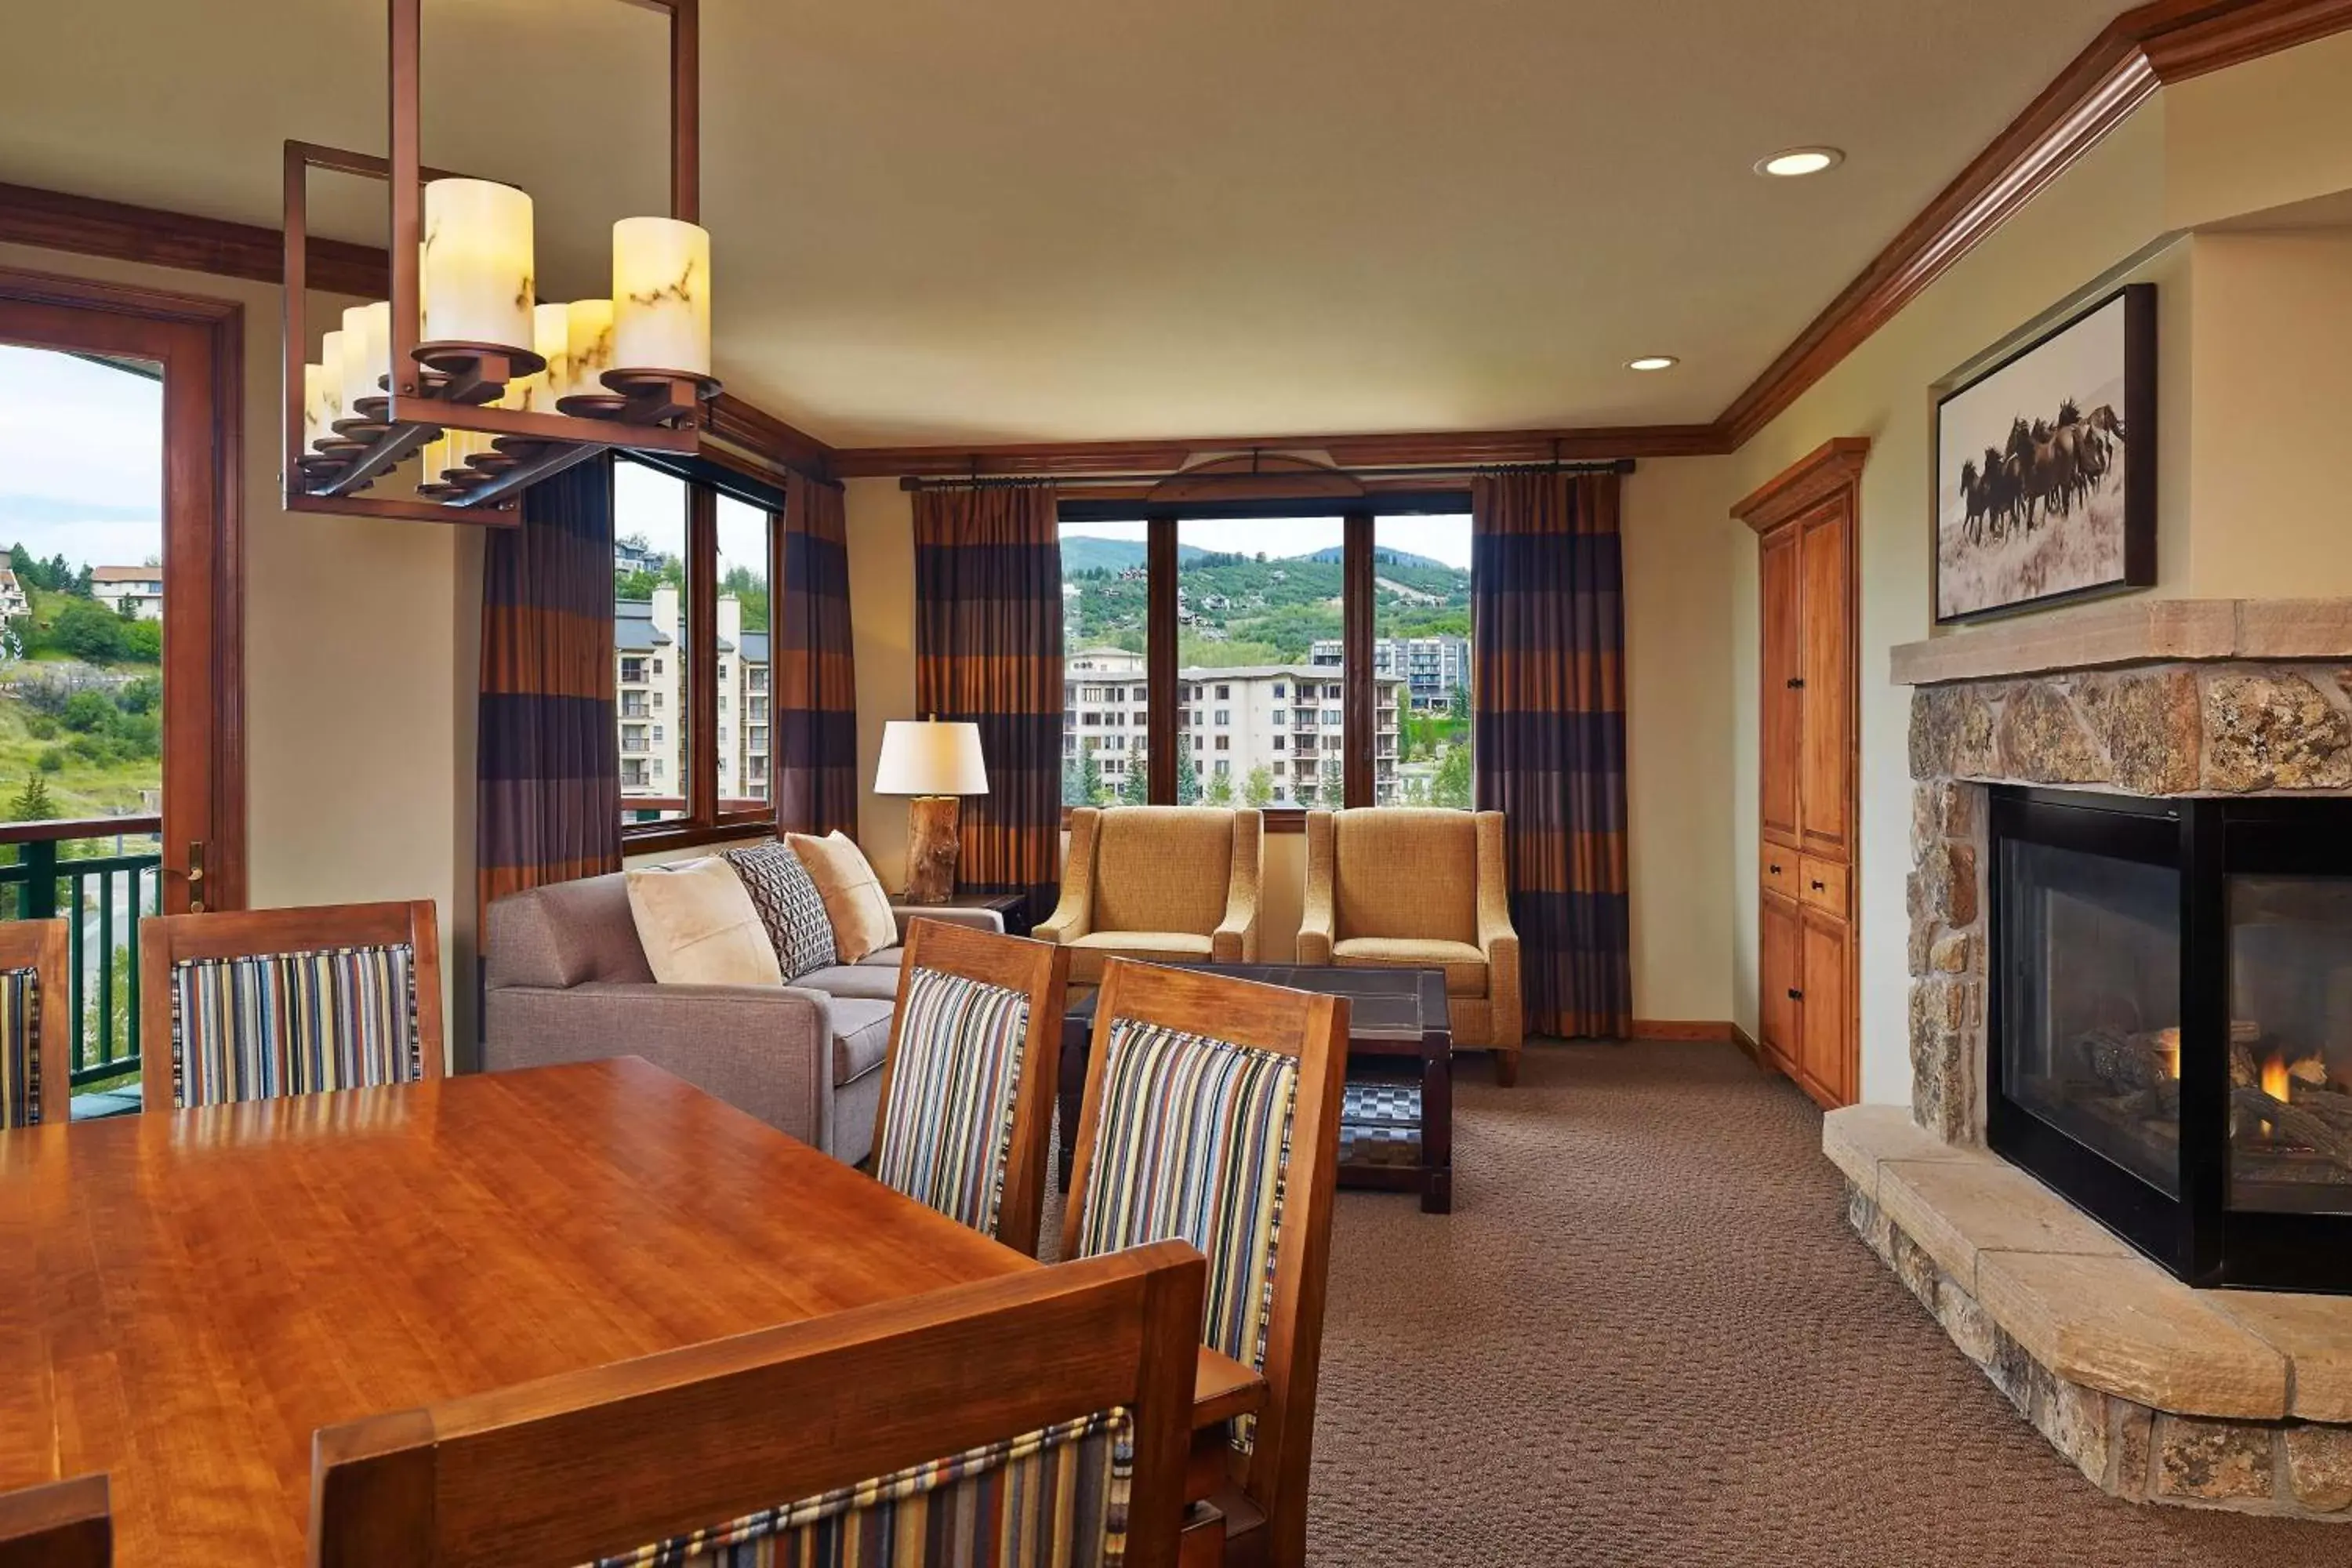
<box><xmin>0</xmin><ymin>569</ymin><xmax>27</xmax><ymax>620</ymax></box>
<box><xmin>617</xmin><ymin>584</ymin><xmax>769</xmax><ymax>810</ymax></box>
<box><xmin>1063</xmin><ymin>645</ymin><xmax>1402</xmax><ymax>806</ymax></box>
<box><xmin>1311</xmin><ymin>634</ymin><xmax>1468</xmax><ymax>710</ymax></box>
<box><xmin>91</xmin><ymin>564</ymin><xmax>164</xmax><ymax>620</ymax></box>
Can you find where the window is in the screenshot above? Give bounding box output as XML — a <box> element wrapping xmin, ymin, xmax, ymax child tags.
<box><xmin>616</xmin><ymin>458</ymin><xmax>782</xmax><ymax>840</ymax></box>
<box><xmin>1374</xmin><ymin>514</ymin><xmax>1473</xmax><ymax>808</ymax></box>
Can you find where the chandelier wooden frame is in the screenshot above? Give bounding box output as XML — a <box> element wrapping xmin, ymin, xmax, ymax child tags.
<box><xmin>281</xmin><ymin>0</ymin><xmax>707</xmax><ymax>523</ymax></box>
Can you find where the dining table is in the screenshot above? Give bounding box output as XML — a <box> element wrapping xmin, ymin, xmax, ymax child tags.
<box><xmin>0</xmin><ymin>1057</ymin><xmax>1262</xmax><ymax>1564</ymax></box>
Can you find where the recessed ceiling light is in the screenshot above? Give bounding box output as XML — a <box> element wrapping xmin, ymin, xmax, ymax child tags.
<box><xmin>1756</xmin><ymin>147</ymin><xmax>1844</xmax><ymax>178</ymax></box>
<box><xmin>1626</xmin><ymin>355</ymin><xmax>1679</xmax><ymax>372</ymax></box>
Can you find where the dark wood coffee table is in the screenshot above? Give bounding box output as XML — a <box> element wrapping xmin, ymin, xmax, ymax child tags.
<box><xmin>1059</xmin><ymin>964</ymin><xmax>1454</xmax><ymax>1214</ymax></box>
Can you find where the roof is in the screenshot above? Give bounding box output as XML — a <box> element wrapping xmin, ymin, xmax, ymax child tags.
<box><xmin>735</xmin><ymin>630</ymin><xmax>769</xmax><ymax>664</ymax></box>
<box><xmin>615</xmin><ymin>602</ymin><xmax>673</xmax><ymax>652</ymax></box>
<box><xmin>1178</xmin><ymin>664</ymin><xmax>1401</xmax><ymax>684</ymax></box>
<box><xmin>92</xmin><ymin>565</ymin><xmax>162</xmax><ymax>583</ymax></box>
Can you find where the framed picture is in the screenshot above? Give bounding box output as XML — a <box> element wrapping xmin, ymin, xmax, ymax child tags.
<box><xmin>1933</xmin><ymin>283</ymin><xmax>2155</xmax><ymax>622</ymax></box>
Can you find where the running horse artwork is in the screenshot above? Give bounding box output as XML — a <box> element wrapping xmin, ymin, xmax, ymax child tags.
<box><xmin>1933</xmin><ymin>284</ymin><xmax>2156</xmax><ymax>621</ymax></box>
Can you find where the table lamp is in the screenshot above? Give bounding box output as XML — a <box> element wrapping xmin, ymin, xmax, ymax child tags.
<box><xmin>874</xmin><ymin>718</ymin><xmax>989</xmax><ymax>904</ymax></box>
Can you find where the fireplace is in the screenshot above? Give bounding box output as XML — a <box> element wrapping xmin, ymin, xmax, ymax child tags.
<box><xmin>1991</xmin><ymin>786</ymin><xmax>2352</xmax><ymax>1294</ymax></box>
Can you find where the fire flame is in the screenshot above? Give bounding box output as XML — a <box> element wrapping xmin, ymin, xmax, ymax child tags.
<box><xmin>2261</xmin><ymin>1055</ymin><xmax>2292</xmax><ymax>1103</ymax></box>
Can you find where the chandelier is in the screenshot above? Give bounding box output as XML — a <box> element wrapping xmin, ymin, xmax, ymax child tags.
<box><xmin>281</xmin><ymin>0</ymin><xmax>716</xmax><ymax>522</ymax></box>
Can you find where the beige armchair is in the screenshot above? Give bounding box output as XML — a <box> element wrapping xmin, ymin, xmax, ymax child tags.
<box><xmin>1038</xmin><ymin>807</ymin><xmax>1262</xmax><ymax>984</ymax></box>
<box><xmin>1299</xmin><ymin>808</ymin><xmax>1523</xmax><ymax>1083</ymax></box>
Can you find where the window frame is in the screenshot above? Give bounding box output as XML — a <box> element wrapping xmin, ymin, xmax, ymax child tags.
<box><xmin>617</xmin><ymin>451</ymin><xmax>787</xmax><ymax>853</ymax></box>
<box><xmin>1058</xmin><ymin>490</ymin><xmax>1469</xmax><ymax>827</ymax></box>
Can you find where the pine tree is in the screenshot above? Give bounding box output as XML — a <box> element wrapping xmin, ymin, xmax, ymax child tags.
<box><xmin>9</xmin><ymin>773</ymin><xmax>57</xmax><ymax>822</ymax></box>
<box><xmin>1242</xmin><ymin>765</ymin><xmax>1274</xmax><ymax>808</ymax></box>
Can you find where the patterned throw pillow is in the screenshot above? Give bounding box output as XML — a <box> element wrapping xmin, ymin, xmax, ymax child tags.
<box><xmin>723</xmin><ymin>842</ymin><xmax>838</xmax><ymax>981</ymax></box>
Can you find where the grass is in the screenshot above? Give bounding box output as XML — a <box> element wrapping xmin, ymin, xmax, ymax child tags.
<box><xmin>0</xmin><ymin>680</ymin><xmax>159</xmax><ymax>819</ymax></box>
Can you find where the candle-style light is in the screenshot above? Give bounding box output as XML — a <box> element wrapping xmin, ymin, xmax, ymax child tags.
<box><xmin>301</xmin><ymin>361</ymin><xmax>332</xmax><ymax>452</ymax></box>
<box><xmin>340</xmin><ymin>300</ymin><xmax>390</xmax><ymax>418</ymax></box>
<box><xmin>316</xmin><ymin>328</ymin><xmax>347</xmax><ymax>439</ymax></box>
<box><xmin>611</xmin><ymin>217</ymin><xmax>710</xmax><ymax>376</ymax></box>
<box><xmin>420</xmin><ymin>178</ymin><xmax>535</xmax><ymax>357</ymax></box>
<box><xmin>564</xmin><ymin>298</ymin><xmax>615</xmax><ymax>401</ymax></box>
<box><xmin>510</xmin><ymin>302</ymin><xmax>572</xmax><ymax>412</ymax></box>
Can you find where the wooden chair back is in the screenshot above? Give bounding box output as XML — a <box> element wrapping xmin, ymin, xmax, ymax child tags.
<box><xmin>870</xmin><ymin>916</ymin><xmax>1070</xmax><ymax>1256</ymax></box>
<box><xmin>0</xmin><ymin>1474</ymin><xmax>110</xmax><ymax>1568</ymax></box>
<box><xmin>1061</xmin><ymin>959</ymin><xmax>1348</xmax><ymax>1568</ymax></box>
<box><xmin>0</xmin><ymin>920</ymin><xmax>70</xmax><ymax>1131</ymax></box>
<box><xmin>310</xmin><ymin>1243</ymin><xmax>1207</xmax><ymax>1568</ymax></box>
<box><xmin>139</xmin><ymin>901</ymin><xmax>444</xmax><ymax>1113</ymax></box>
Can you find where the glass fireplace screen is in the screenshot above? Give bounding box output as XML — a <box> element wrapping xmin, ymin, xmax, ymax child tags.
<box><xmin>2229</xmin><ymin>873</ymin><xmax>2352</xmax><ymax>1215</ymax></box>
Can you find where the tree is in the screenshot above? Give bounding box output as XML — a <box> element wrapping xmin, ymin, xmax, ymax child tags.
<box><xmin>1065</xmin><ymin>751</ymin><xmax>1105</xmax><ymax>808</ymax></box>
<box><xmin>117</xmin><ymin>676</ymin><xmax>161</xmax><ymax>715</ymax></box>
<box><xmin>1432</xmin><ymin>742</ymin><xmax>1473</xmax><ymax>808</ymax></box>
<box><xmin>1205</xmin><ymin>769</ymin><xmax>1233</xmax><ymax>805</ymax></box>
<box><xmin>1116</xmin><ymin>762</ymin><xmax>1148</xmax><ymax>806</ymax></box>
<box><xmin>8</xmin><ymin>773</ymin><xmax>56</xmax><ymax>821</ymax></box>
<box><xmin>1175</xmin><ymin>755</ymin><xmax>1202</xmax><ymax>804</ymax></box>
<box><xmin>51</xmin><ymin>598</ymin><xmax>127</xmax><ymax>662</ymax></box>
<box><xmin>62</xmin><ymin>691</ymin><xmax>114</xmax><ymax>733</ymax></box>
<box><xmin>1319</xmin><ymin>757</ymin><xmax>1343</xmax><ymax>803</ymax></box>
<box><xmin>1241</xmin><ymin>764</ymin><xmax>1273</xmax><ymax>808</ymax></box>
<box><xmin>120</xmin><ymin>619</ymin><xmax>162</xmax><ymax>663</ymax></box>
<box><xmin>7</xmin><ymin>544</ymin><xmax>35</xmax><ymax>587</ymax></box>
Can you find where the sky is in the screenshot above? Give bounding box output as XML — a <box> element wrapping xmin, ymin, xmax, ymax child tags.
<box><xmin>1063</xmin><ymin>514</ymin><xmax>1474</xmax><ymax>569</ymax></box>
<box><xmin>0</xmin><ymin>344</ymin><xmax>166</xmax><ymax>567</ymax></box>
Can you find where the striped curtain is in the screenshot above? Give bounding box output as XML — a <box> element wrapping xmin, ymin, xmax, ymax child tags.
<box><xmin>775</xmin><ymin>470</ymin><xmax>859</xmax><ymax>837</ymax></box>
<box><xmin>477</xmin><ymin>456</ymin><xmax>623</xmax><ymax>935</ymax></box>
<box><xmin>913</xmin><ymin>484</ymin><xmax>1063</xmax><ymax>924</ymax></box>
<box><xmin>1472</xmin><ymin>469</ymin><xmax>1632</xmax><ymax>1039</ymax></box>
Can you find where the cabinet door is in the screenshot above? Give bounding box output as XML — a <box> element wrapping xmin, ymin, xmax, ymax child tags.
<box><xmin>1759</xmin><ymin>525</ymin><xmax>1802</xmax><ymax>847</ymax></box>
<box><xmin>1759</xmin><ymin>891</ymin><xmax>1800</xmax><ymax>1073</ymax></box>
<box><xmin>1800</xmin><ymin>906</ymin><xmax>1851</xmax><ymax>1105</ymax></box>
<box><xmin>1798</xmin><ymin>499</ymin><xmax>1853</xmax><ymax>860</ymax></box>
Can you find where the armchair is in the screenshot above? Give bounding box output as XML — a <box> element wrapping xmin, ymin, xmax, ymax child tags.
<box><xmin>1299</xmin><ymin>808</ymin><xmax>1523</xmax><ymax>1083</ymax></box>
<box><xmin>1036</xmin><ymin>807</ymin><xmax>1262</xmax><ymax>985</ymax></box>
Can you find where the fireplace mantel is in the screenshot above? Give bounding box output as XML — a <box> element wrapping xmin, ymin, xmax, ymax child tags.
<box><xmin>1891</xmin><ymin>598</ymin><xmax>2352</xmax><ymax>687</ymax></box>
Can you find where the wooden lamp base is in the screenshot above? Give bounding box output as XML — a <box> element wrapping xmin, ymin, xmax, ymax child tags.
<box><xmin>904</xmin><ymin>796</ymin><xmax>962</xmax><ymax>904</ymax></box>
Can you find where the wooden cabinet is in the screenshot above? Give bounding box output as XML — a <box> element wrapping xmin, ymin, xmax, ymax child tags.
<box><xmin>1735</xmin><ymin>438</ymin><xmax>1866</xmax><ymax>1109</ymax></box>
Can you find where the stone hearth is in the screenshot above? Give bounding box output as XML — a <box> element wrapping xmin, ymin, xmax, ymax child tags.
<box><xmin>1846</xmin><ymin>597</ymin><xmax>2352</xmax><ymax>1518</ymax></box>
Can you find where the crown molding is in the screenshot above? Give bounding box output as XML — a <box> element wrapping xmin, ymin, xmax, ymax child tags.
<box><xmin>1714</xmin><ymin>0</ymin><xmax>2352</xmax><ymax>448</ymax></box>
<box><xmin>829</xmin><ymin>423</ymin><xmax>1726</xmax><ymax>479</ymax></box>
<box><xmin>1730</xmin><ymin>437</ymin><xmax>1871</xmax><ymax>532</ymax></box>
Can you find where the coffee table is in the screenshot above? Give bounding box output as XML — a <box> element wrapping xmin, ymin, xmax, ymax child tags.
<box><xmin>1059</xmin><ymin>964</ymin><xmax>1454</xmax><ymax>1214</ymax></box>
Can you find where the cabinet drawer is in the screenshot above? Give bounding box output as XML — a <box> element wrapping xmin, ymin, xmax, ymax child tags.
<box><xmin>1799</xmin><ymin>856</ymin><xmax>1849</xmax><ymax>920</ymax></box>
<box><xmin>1760</xmin><ymin>845</ymin><xmax>1798</xmax><ymax>902</ymax></box>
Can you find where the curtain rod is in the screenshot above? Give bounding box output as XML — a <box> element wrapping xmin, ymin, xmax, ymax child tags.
<box><xmin>896</xmin><ymin>457</ymin><xmax>1634</xmax><ymax>491</ymax></box>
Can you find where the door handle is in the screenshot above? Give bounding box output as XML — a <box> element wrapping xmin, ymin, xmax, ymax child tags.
<box><xmin>1787</xmin><ymin>988</ymin><xmax>1802</xmax><ymax>1000</ymax></box>
<box><xmin>186</xmin><ymin>840</ymin><xmax>207</xmax><ymax>915</ymax></box>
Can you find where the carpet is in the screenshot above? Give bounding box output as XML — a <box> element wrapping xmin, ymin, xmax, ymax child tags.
<box><xmin>1055</xmin><ymin>1039</ymin><xmax>2338</xmax><ymax>1565</ymax></box>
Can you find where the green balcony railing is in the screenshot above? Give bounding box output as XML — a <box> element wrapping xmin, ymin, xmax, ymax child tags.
<box><xmin>0</xmin><ymin>815</ymin><xmax>164</xmax><ymax>1094</ymax></box>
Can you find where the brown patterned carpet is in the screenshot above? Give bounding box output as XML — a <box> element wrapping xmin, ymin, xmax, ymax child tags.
<box><xmin>1060</xmin><ymin>1040</ymin><xmax>2339</xmax><ymax>1566</ymax></box>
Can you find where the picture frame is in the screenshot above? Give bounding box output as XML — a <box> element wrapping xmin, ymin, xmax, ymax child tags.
<box><xmin>1933</xmin><ymin>282</ymin><xmax>2155</xmax><ymax>622</ymax></box>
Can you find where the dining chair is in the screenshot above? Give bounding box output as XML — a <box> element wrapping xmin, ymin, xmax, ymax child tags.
<box><xmin>869</xmin><ymin>916</ymin><xmax>1069</xmax><ymax>1255</ymax></box>
<box><xmin>1061</xmin><ymin>959</ymin><xmax>1348</xmax><ymax>1568</ymax></box>
<box><xmin>0</xmin><ymin>920</ymin><xmax>70</xmax><ymax>1131</ymax></box>
<box><xmin>139</xmin><ymin>901</ymin><xmax>442</xmax><ymax>1113</ymax></box>
<box><xmin>310</xmin><ymin>1241</ymin><xmax>1207</xmax><ymax>1568</ymax></box>
<box><xmin>0</xmin><ymin>1473</ymin><xmax>110</xmax><ymax>1567</ymax></box>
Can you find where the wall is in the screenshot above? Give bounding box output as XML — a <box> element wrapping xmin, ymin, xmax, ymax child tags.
<box><xmin>1720</xmin><ymin>30</ymin><xmax>2352</xmax><ymax>1104</ymax></box>
<box><xmin>0</xmin><ymin>241</ymin><xmax>481</xmax><ymax>1060</ymax></box>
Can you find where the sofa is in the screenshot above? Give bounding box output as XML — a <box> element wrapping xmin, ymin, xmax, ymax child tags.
<box><xmin>483</xmin><ymin>870</ymin><xmax>1000</xmax><ymax>1163</ymax></box>
<box><xmin>1298</xmin><ymin>808</ymin><xmax>1523</xmax><ymax>1081</ymax></box>
<box><xmin>1036</xmin><ymin>806</ymin><xmax>1262</xmax><ymax>984</ymax></box>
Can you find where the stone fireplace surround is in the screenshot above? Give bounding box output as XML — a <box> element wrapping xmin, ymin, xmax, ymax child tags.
<box><xmin>1822</xmin><ymin>598</ymin><xmax>2352</xmax><ymax>1519</ymax></box>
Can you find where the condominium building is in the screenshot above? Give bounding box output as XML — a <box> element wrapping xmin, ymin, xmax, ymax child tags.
<box><xmin>1310</xmin><ymin>635</ymin><xmax>1468</xmax><ymax>710</ymax></box>
<box><xmin>1063</xmin><ymin>645</ymin><xmax>1402</xmax><ymax>806</ymax></box>
<box><xmin>91</xmin><ymin>564</ymin><xmax>164</xmax><ymax>620</ymax></box>
<box><xmin>617</xmin><ymin>585</ymin><xmax>769</xmax><ymax>809</ymax></box>
<box><xmin>0</xmin><ymin>569</ymin><xmax>26</xmax><ymax>620</ymax></box>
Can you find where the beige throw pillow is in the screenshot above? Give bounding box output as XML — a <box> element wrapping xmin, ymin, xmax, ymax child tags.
<box><xmin>625</xmin><ymin>857</ymin><xmax>786</xmax><ymax>986</ymax></box>
<box><xmin>787</xmin><ymin>830</ymin><xmax>898</xmax><ymax>963</ymax></box>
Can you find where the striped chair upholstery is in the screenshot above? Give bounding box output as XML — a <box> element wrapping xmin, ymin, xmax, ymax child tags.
<box><xmin>170</xmin><ymin>944</ymin><xmax>423</xmax><ymax>1109</ymax></box>
<box><xmin>0</xmin><ymin>964</ymin><xmax>45</xmax><ymax>1130</ymax></box>
<box><xmin>595</xmin><ymin>1409</ymin><xmax>1135</xmax><ymax>1568</ymax></box>
<box><xmin>1072</xmin><ymin>1018</ymin><xmax>1301</xmax><ymax>1453</ymax></box>
<box><xmin>871</xmin><ymin>964</ymin><xmax>1033</xmax><ymax>1236</ymax></box>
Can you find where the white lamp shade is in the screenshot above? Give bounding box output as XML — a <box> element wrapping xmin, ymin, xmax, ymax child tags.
<box><xmin>317</xmin><ymin>328</ymin><xmax>346</xmax><ymax>431</ymax></box>
<box><xmin>874</xmin><ymin>720</ymin><xmax>989</xmax><ymax>797</ymax></box>
<box><xmin>340</xmin><ymin>299</ymin><xmax>390</xmax><ymax>413</ymax></box>
<box><xmin>611</xmin><ymin>216</ymin><xmax>710</xmax><ymax>375</ymax></box>
<box><xmin>421</xmin><ymin>178</ymin><xmax>535</xmax><ymax>353</ymax></box>
<box><xmin>566</xmin><ymin>298</ymin><xmax>615</xmax><ymax>394</ymax></box>
<box><xmin>515</xmin><ymin>301</ymin><xmax>572</xmax><ymax>410</ymax></box>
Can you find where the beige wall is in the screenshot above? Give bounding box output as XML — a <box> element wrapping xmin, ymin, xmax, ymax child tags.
<box><xmin>0</xmin><ymin>241</ymin><xmax>481</xmax><ymax>1061</ymax></box>
<box><xmin>1719</xmin><ymin>32</ymin><xmax>2352</xmax><ymax>1105</ymax></box>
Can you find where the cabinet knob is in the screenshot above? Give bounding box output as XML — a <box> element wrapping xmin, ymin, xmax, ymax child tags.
<box><xmin>1769</xmin><ymin>862</ymin><xmax>1782</xmax><ymax>875</ymax></box>
<box><xmin>1810</xmin><ymin>878</ymin><xmax>1826</xmax><ymax>891</ymax></box>
<box><xmin>1787</xmin><ymin>988</ymin><xmax>1802</xmax><ymax>1000</ymax></box>
<box><xmin>1785</xmin><ymin>677</ymin><xmax>1806</xmax><ymax>689</ymax></box>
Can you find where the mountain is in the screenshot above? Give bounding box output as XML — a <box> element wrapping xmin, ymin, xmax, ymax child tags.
<box><xmin>1300</xmin><ymin>544</ymin><xmax>1454</xmax><ymax>571</ymax></box>
<box><xmin>1058</xmin><ymin>535</ymin><xmax>1213</xmax><ymax>573</ymax></box>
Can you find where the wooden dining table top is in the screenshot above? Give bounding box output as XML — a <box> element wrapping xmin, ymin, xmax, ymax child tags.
<box><xmin>0</xmin><ymin>1058</ymin><xmax>1261</xmax><ymax>1565</ymax></box>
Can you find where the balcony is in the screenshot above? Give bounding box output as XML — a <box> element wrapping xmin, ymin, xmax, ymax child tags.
<box><xmin>0</xmin><ymin>816</ymin><xmax>165</xmax><ymax>1113</ymax></box>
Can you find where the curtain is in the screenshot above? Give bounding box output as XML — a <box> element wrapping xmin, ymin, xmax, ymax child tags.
<box><xmin>1471</xmin><ymin>469</ymin><xmax>1632</xmax><ymax>1039</ymax></box>
<box><xmin>774</xmin><ymin>470</ymin><xmax>859</xmax><ymax>837</ymax></box>
<box><xmin>477</xmin><ymin>456</ymin><xmax>623</xmax><ymax>935</ymax></box>
<box><xmin>912</xmin><ymin>484</ymin><xmax>1063</xmax><ymax>924</ymax></box>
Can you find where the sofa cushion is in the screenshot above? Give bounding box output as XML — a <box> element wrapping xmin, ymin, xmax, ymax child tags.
<box><xmin>721</xmin><ymin>841</ymin><xmax>837</xmax><ymax>980</ymax></box>
<box><xmin>1091</xmin><ymin>808</ymin><xmax>1233</xmax><ymax>938</ymax></box>
<box><xmin>1332</xmin><ymin>936</ymin><xmax>1489</xmax><ymax>998</ymax></box>
<box><xmin>1332</xmin><ymin>810</ymin><xmax>1479</xmax><ymax>945</ymax></box>
<box><xmin>486</xmin><ymin>873</ymin><xmax>654</xmax><ymax>988</ymax></box>
<box><xmin>793</xmin><ymin>964</ymin><xmax>904</xmax><ymax>1003</ymax></box>
<box><xmin>787</xmin><ymin>831</ymin><xmax>898</xmax><ymax>963</ymax></box>
<box><xmin>829</xmin><ymin>996</ymin><xmax>895</xmax><ymax>1087</ymax></box>
<box><xmin>624</xmin><ymin>858</ymin><xmax>784</xmax><ymax>988</ymax></box>
<box><xmin>1065</xmin><ymin>930</ymin><xmax>1214</xmax><ymax>985</ymax></box>
<box><xmin>856</xmin><ymin>946</ymin><xmax>906</xmax><ymax>969</ymax></box>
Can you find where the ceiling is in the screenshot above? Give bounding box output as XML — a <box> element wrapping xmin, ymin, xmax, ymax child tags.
<box><xmin>0</xmin><ymin>0</ymin><xmax>2132</xmax><ymax>448</ymax></box>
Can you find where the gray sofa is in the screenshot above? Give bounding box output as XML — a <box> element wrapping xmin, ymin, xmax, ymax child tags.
<box><xmin>483</xmin><ymin>871</ymin><xmax>1000</xmax><ymax>1164</ymax></box>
